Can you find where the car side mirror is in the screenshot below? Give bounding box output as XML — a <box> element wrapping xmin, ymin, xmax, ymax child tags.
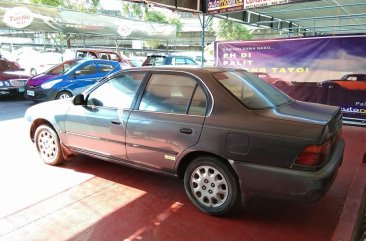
<box><xmin>73</xmin><ymin>94</ymin><xmax>85</xmax><ymax>105</ymax></box>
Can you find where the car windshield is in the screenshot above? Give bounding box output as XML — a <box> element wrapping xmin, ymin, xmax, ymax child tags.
<box><xmin>46</xmin><ymin>59</ymin><xmax>80</xmax><ymax>75</ymax></box>
<box><xmin>213</xmin><ymin>70</ymin><xmax>293</xmax><ymax>109</ymax></box>
<box><xmin>0</xmin><ymin>59</ymin><xmax>20</xmax><ymax>71</ymax></box>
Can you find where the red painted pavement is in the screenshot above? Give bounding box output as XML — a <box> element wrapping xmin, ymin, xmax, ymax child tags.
<box><xmin>0</xmin><ymin>125</ymin><xmax>365</xmax><ymax>241</ymax></box>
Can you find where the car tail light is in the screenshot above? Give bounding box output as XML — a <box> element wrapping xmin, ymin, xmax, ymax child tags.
<box><xmin>295</xmin><ymin>140</ymin><xmax>332</xmax><ymax>166</ymax></box>
<box><xmin>295</xmin><ymin>128</ymin><xmax>342</xmax><ymax>167</ymax></box>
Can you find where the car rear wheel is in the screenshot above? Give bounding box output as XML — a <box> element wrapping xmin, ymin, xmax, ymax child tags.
<box><xmin>184</xmin><ymin>156</ymin><xmax>239</xmax><ymax>216</ymax></box>
<box><xmin>34</xmin><ymin>124</ymin><xmax>64</xmax><ymax>165</ymax></box>
<box><xmin>56</xmin><ymin>91</ymin><xmax>72</xmax><ymax>100</ymax></box>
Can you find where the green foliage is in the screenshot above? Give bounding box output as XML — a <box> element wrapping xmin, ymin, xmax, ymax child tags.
<box><xmin>144</xmin><ymin>10</ymin><xmax>168</xmax><ymax>23</ymax></box>
<box><xmin>216</xmin><ymin>19</ymin><xmax>253</xmax><ymax>41</ymax></box>
<box><xmin>30</xmin><ymin>0</ymin><xmax>100</xmax><ymax>13</ymax></box>
<box><xmin>169</xmin><ymin>17</ymin><xmax>183</xmax><ymax>35</ymax></box>
<box><xmin>121</xmin><ymin>2</ymin><xmax>144</xmax><ymax>20</ymax></box>
<box><xmin>143</xmin><ymin>9</ymin><xmax>183</xmax><ymax>49</ymax></box>
<box><xmin>30</xmin><ymin>0</ymin><xmax>62</xmax><ymax>7</ymax></box>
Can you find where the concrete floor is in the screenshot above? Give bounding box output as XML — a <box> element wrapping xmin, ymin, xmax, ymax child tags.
<box><xmin>0</xmin><ymin>120</ymin><xmax>365</xmax><ymax>241</ymax></box>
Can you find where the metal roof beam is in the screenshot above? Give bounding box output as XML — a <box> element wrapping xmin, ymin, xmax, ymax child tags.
<box><xmin>272</xmin><ymin>22</ymin><xmax>366</xmax><ymax>31</ymax></box>
<box><xmin>256</xmin><ymin>13</ymin><xmax>366</xmax><ymax>24</ymax></box>
<box><xmin>258</xmin><ymin>2</ymin><xmax>366</xmax><ymax>14</ymax></box>
<box><xmin>295</xmin><ymin>27</ymin><xmax>366</xmax><ymax>34</ymax></box>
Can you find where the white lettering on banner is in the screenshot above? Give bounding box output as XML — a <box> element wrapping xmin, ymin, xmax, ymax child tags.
<box><xmin>244</xmin><ymin>0</ymin><xmax>289</xmax><ymax>9</ymax></box>
<box><xmin>341</xmin><ymin>107</ymin><xmax>366</xmax><ymax>115</ymax></box>
<box><xmin>3</xmin><ymin>7</ymin><xmax>33</xmax><ymax>29</ymax></box>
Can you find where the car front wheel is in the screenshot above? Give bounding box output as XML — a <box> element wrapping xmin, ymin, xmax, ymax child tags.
<box><xmin>34</xmin><ymin>124</ymin><xmax>64</xmax><ymax>165</ymax></box>
<box><xmin>184</xmin><ymin>156</ymin><xmax>239</xmax><ymax>216</ymax></box>
<box><xmin>56</xmin><ymin>91</ymin><xmax>72</xmax><ymax>100</ymax></box>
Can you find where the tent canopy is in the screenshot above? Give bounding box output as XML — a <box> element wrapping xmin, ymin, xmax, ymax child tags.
<box><xmin>0</xmin><ymin>1</ymin><xmax>176</xmax><ymax>40</ymax></box>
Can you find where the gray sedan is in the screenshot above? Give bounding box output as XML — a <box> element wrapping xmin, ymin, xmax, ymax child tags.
<box><xmin>25</xmin><ymin>66</ymin><xmax>344</xmax><ymax>216</ymax></box>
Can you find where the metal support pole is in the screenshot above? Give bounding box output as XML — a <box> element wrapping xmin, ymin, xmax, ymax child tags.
<box><xmin>198</xmin><ymin>13</ymin><xmax>213</xmax><ymax>67</ymax></box>
<box><xmin>201</xmin><ymin>13</ymin><xmax>205</xmax><ymax>66</ymax></box>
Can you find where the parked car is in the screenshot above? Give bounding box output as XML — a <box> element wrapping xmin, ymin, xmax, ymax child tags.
<box><xmin>24</xmin><ymin>59</ymin><xmax>121</xmax><ymax>102</ymax></box>
<box><xmin>142</xmin><ymin>54</ymin><xmax>198</xmax><ymax>66</ymax></box>
<box><xmin>16</xmin><ymin>49</ymin><xmax>63</xmax><ymax>76</ymax></box>
<box><xmin>252</xmin><ymin>72</ymin><xmax>293</xmax><ymax>87</ymax></box>
<box><xmin>171</xmin><ymin>51</ymin><xmax>214</xmax><ymax>66</ymax></box>
<box><xmin>321</xmin><ymin>73</ymin><xmax>366</xmax><ymax>90</ymax></box>
<box><xmin>0</xmin><ymin>56</ymin><xmax>30</xmax><ymax>96</ymax></box>
<box><xmin>63</xmin><ymin>48</ymin><xmax>135</xmax><ymax>68</ymax></box>
<box><xmin>25</xmin><ymin>66</ymin><xmax>344</xmax><ymax>216</ymax></box>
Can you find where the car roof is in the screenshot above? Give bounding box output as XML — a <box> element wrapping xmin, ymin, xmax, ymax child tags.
<box><xmin>73</xmin><ymin>58</ymin><xmax>120</xmax><ymax>64</ymax></box>
<box><xmin>68</xmin><ymin>48</ymin><xmax>119</xmax><ymax>53</ymax></box>
<box><xmin>147</xmin><ymin>54</ymin><xmax>194</xmax><ymax>58</ymax></box>
<box><xmin>121</xmin><ymin>65</ymin><xmax>242</xmax><ymax>75</ymax></box>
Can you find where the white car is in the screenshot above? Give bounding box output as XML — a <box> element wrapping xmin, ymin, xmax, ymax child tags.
<box><xmin>16</xmin><ymin>48</ymin><xmax>63</xmax><ymax>75</ymax></box>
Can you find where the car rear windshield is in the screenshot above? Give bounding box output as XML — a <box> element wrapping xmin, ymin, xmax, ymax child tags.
<box><xmin>213</xmin><ymin>70</ymin><xmax>293</xmax><ymax>109</ymax></box>
<box><xmin>143</xmin><ymin>56</ymin><xmax>166</xmax><ymax>66</ymax></box>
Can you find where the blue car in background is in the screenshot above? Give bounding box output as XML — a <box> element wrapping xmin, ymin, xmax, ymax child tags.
<box><xmin>24</xmin><ymin>59</ymin><xmax>122</xmax><ymax>102</ymax></box>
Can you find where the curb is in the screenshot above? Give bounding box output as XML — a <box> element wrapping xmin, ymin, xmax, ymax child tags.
<box><xmin>332</xmin><ymin>161</ymin><xmax>366</xmax><ymax>241</ymax></box>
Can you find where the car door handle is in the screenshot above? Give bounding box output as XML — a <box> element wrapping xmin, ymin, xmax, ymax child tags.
<box><xmin>179</xmin><ymin>128</ymin><xmax>192</xmax><ymax>134</ymax></box>
<box><xmin>111</xmin><ymin>120</ymin><xmax>123</xmax><ymax>125</ymax></box>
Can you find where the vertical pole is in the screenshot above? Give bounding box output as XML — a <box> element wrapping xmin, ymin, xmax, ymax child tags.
<box><xmin>201</xmin><ymin>13</ymin><xmax>205</xmax><ymax>67</ymax></box>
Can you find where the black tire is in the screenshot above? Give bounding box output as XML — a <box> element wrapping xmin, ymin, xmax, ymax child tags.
<box><xmin>34</xmin><ymin>124</ymin><xmax>64</xmax><ymax>165</ymax></box>
<box><xmin>56</xmin><ymin>91</ymin><xmax>72</xmax><ymax>100</ymax></box>
<box><xmin>184</xmin><ymin>156</ymin><xmax>239</xmax><ymax>216</ymax></box>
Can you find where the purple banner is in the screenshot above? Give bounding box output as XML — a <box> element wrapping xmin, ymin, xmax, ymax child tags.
<box><xmin>215</xmin><ymin>35</ymin><xmax>366</xmax><ymax>125</ymax></box>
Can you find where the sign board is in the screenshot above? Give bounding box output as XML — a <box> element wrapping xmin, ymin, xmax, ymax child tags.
<box><xmin>206</xmin><ymin>0</ymin><xmax>319</xmax><ymax>14</ymax></box>
<box><xmin>215</xmin><ymin>35</ymin><xmax>366</xmax><ymax>126</ymax></box>
<box><xmin>207</xmin><ymin>0</ymin><xmax>244</xmax><ymax>14</ymax></box>
<box><xmin>244</xmin><ymin>0</ymin><xmax>289</xmax><ymax>9</ymax></box>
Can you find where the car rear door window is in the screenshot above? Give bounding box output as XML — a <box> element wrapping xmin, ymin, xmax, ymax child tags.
<box><xmin>99</xmin><ymin>63</ymin><xmax>115</xmax><ymax>73</ymax></box>
<box><xmin>139</xmin><ymin>73</ymin><xmax>207</xmax><ymax>115</ymax></box>
<box><xmin>76</xmin><ymin>63</ymin><xmax>97</xmax><ymax>76</ymax></box>
<box><xmin>87</xmin><ymin>72</ymin><xmax>145</xmax><ymax>108</ymax></box>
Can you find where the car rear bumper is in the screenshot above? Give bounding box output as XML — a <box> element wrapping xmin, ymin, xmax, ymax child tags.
<box><xmin>232</xmin><ymin>138</ymin><xmax>345</xmax><ymax>202</ymax></box>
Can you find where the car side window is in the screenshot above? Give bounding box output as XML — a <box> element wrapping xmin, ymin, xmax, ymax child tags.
<box><xmin>185</xmin><ymin>58</ymin><xmax>196</xmax><ymax>65</ymax></box>
<box><xmin>75</xmin><ymin>63</ymin><xmax>97</xmax><ymax>76</ymax></box>
<box><xmin>139</xmin><ymin>73</ymin><xmax>207</xmax><ymax>115</ymax></box>
<box><xmin>109</xmin><ymin>53</ymin><xmax>120</xmax><ymax>61</ymax></box>
<box><xmin>76</xmin><ymin>51</ymin><xmax>87</xmax><ymax>58</ymax></box>
<box><xmin>174</xmin><ymin>58</ymin><xmax>186</xmax><ymax>65</ymax></box>
<box><xmin>99</xmin><ymin>63</ymin><xmax>115</xmax><ymax>73</ymax></box>
<box><xmin>87</xmin><ymin>73</ymin><xmax>145</xmax><ymax>109</ymax></box>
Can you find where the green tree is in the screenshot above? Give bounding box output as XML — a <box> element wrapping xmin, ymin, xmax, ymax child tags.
<box><xmin>143</xmin><ymin>9</ymin><xmax>182</xmax><ymax>49</ymax></box>
<box><xmin>215</xmin><ymin>19</ymin><xmax>253</xmax><ymax>41</ymax></box>
<box><xmin>30</xmin><ymin>0</ymin><xmax>62</xmax><ymax>7</ymax></box>
<box><xmin>121</xmin><ymin>2</ymin><xmax>182</xmax><ymax>49</ymax></box>
<box><xmin>121</xmin><ymin>2</ymin><xmax>144</xmax><ymax>20</ymax></box>
<box><xmin>30</xmin><ymin>0</ymin><xmax>100</xmax><ymax>12</ymax></box>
